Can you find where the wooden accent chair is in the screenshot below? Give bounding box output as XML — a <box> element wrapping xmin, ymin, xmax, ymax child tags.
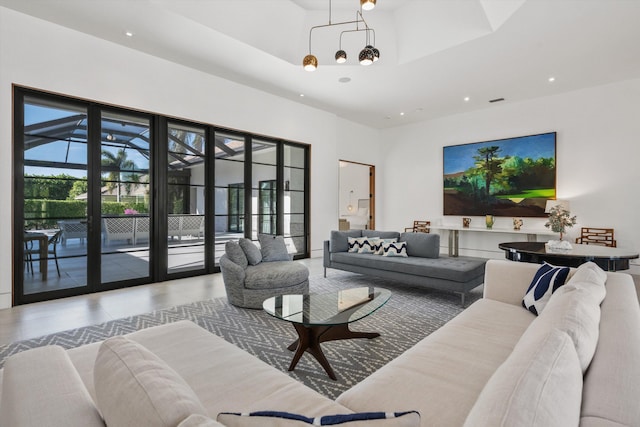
<box><xmin>575</xmin><ymin>227</ymin><xmax>616</xmax><ymax>247</ymax></box>
<box><xmin>404</xmin><ymin>220</ymin><xmax>431</xmax><ymax>233</ymax></box>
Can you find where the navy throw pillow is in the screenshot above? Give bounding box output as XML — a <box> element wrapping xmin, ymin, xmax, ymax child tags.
<box><xmin>522</xmin><ymin>262</ymin><xmax>570</xmax><ymax>315</ymax></box>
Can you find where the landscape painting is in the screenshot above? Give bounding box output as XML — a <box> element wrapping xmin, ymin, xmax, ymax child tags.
<box><xmin>443</xmin><ymin>132</ymin><xmax>556</xmax><ymax>217</ymax></box>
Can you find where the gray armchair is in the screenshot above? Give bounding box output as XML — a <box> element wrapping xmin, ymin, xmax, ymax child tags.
<box><xmin>220</xmin><ymin>236</ymin><xmax>309</xmax><ymax>309</ymax></box>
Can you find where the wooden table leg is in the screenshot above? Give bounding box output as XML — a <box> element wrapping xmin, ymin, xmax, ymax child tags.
<box><xmin>287</xmin><ymin>323</ymin><xmax>380</xmax><ymax>380</ymax></box>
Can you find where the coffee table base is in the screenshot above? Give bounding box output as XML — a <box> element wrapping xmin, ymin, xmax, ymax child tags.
<box><xmin>287</xmin><ymin>323</ymin><xmax>380</xmax><ymax>380</ymax></box>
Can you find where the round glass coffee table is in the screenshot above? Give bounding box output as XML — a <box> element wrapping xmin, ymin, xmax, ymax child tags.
<box><xmin>263</xmin><ymin>287</ymin><xmax>391</xmax><ymax>380</ymax></box>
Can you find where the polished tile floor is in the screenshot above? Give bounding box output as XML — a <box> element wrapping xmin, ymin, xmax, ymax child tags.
<box><xmin>0</xmin><ymin>258</ymin><xmax>321</xmax><ymax>347</ymax></box>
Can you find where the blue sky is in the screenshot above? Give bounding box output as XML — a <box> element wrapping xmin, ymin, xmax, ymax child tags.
<box><xmin>443</xmin><ymin>133</ymin><xmax>556</xmax><ymax>175</ymax></box>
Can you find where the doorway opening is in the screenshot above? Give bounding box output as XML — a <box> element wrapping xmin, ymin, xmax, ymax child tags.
<box><xmin>338</xmin><ymin>160</ymin><xmax>375</xmax><ymax>231</ymax></box>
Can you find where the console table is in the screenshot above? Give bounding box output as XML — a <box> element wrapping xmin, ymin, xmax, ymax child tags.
<box><xmin>498</xmin><ymin>241</ymin><xmax>639</xmax><ymax>271</ymax></box>
<box><xmin>430</xmin><ymin>225</ymin><xmax>555</xmax><ymax>257</ymax></box>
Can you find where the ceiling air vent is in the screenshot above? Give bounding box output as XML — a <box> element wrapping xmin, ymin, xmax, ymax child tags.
<box><xmin>489</xmin><ymin>98</ymin><xmax>505</xmax><ymax>103</ymax></box>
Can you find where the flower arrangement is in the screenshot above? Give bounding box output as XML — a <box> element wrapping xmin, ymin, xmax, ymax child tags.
<box><xmin>544</xmin><ymin>205</ymin><xmax>577</xmax><ymax>239</ymax></box>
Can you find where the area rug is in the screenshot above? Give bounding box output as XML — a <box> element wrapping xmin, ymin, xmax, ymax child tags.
<box><xmin>0</xmin><ymin>271</ymin><xmax>482</xmax><ymax>399</ymax></box>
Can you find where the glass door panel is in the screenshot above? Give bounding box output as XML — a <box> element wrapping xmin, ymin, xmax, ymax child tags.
<box><xmin>22</xmin><ymin>97</ymin><xmax>89</xmax><ymax>295</ymax></box>
<box><xmin>251</xmin><ymin>140</ymin><xmax>277</xmax><ymax>240</ymax></box>
<box><xmin>167</xmin><ymin>123</ymin><xmax>206</xmax><ymax>274</ymax></box>
<box><xmin>284</xmin><ymin>144</ymin><xmax>307</xmax><ymax>257</ymax></box>
<box><xmin>100</xmin><ymin>112</ymin><xmax>151</xmax><ymax>284</ymax></box>
<box><xmin>214</xmin><ymin>132</ymin><xmax>245</xmax><ymax>265</ymax></box>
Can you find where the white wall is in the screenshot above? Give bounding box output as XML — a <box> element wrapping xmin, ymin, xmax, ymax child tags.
<box><xmin>379</xmin><ymin>78</ymin><xmax>640</xmax><ymax>272</ymax></box>
<box><xmin>0</xmin><ymin>7</ymin><xmax>383</xmax><ymax>307</ymax></box>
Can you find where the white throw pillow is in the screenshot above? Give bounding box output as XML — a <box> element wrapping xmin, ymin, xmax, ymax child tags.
<box><xmin>464</xmin><ymin>329</ymin><xmax>582</xmax><ymax>427</ymax></box>
<box><xmin>94</xmin><ymin>336</ymin><xmax>208</xmax><ymax>427</ymax></box>
<box><xmin>357</xmin><ymin>236</ymin><xmax>380</xmax><ymax>254</ymax></box>
<box><xmin>522</xmin><ymin>262</ymin><xmax>570</xmax><ymax>315</ymax></box>
<box><xmin>348</xmin><ymin>237</ymin><xmax>368</xmax><ymax>253</ymax></box>
<box><xmin>374</xmin><ymin>238</ymin><xmax>397</xmax><ymax>255</ymax></box>
<box><xmin>381</xmin><ymin>241</ymin><xmax>408</xmax><ymax>257</ymax></box>
<box><xmin>218</xmin><ymin>411</ymin><xmax>420</xmax><ymax>426</ymax></box>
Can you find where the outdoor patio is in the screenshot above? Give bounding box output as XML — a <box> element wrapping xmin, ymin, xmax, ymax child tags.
<box><xmin>23</xmin><ymin>232</ymin><xmax>242</xmax><ymax>296</ymax></box>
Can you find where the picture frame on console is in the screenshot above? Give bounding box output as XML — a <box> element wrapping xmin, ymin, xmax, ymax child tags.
<box><xmin>443</xmin><ymin>132</ymin><xmax>557</xmax><ymax>217</ymax></box>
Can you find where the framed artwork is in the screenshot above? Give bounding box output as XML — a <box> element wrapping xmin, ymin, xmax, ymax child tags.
<box><xmin>443</xmin><ymin>132</ymin><xmax>556</xmax><ymax>217</ymax></box>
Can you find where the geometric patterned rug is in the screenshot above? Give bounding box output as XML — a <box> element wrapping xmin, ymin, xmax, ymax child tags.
<box><xmin>0</xmin><ymin>271</ymin><xmax>482</xmax><ymax>399</ymax></box>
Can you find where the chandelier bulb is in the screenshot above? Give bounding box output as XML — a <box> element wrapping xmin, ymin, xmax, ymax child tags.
<box><xmin>361</xmin><ymin>0</ymin><xmax>376</xmax><ymax>11</ymax></box>
<box><xmin>372</xmin><ymin>46</ymin><xmax>380</xmax><ymax>62</ymax></box>
<box><xmin>303</xmin><ymin>54</ymin><xmax>318</xmax><ymax>71</ymax></box>
<box><xmin>335</xmin><ymin>50</ymin><xmax>347</xmax><ymax>64</ymax></box>
<box><xmin>359</xmin><ymin>46</ymin><xmax>374</xmax><ymax>66</ymax></box>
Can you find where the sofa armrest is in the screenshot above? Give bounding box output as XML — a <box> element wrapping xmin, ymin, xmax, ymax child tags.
<box><xmin>0</xmin><ymin>346</ymin><xmax>104</xmax><ymax>427</ymax></box>
<box><xmin>483</xmin><ymin>259</ymin><xmax>542</xmax><ymax>306</ymax></box>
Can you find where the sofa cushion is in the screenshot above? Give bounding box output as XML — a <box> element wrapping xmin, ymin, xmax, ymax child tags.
<box><xmin>581</xmin><ymin>272</ymin><xmax>640</xmax><ymax>426</ymax></box>
<box><xmin>337</xmin><ymin>299</ymin><xmax>535</xmax><ymax>426</ymax></box>
<box><xmin>330</xmin><ymin>252</ymin><xmax>486</xmax><ymax>283</ymax></box>
<box><xmin>557</xmin><ymin>261</ymin><xmax>606</xmax><ymax>302</ymax></box>
<box><xmin>464</xmin><ymin>328</ymin><xmax>582</xmax><ymax>427</ymax></box>
<box><xmin>362</xmin><ymin>230</ymin><xmax>400</xmax><ymax>240</ymax></box>
<box><xmin>244</xmin><ymin>261</ymin><xmax>309</xmax><ymax>290</ymax></box>
<box><xmin>567</xmin><ymin>261</ymin><xmax>607</xmax><ymax>285</ymax></box>
<box><xmin>0</xmin><ymin>345</ymin><xmax>104</xmax><ymax>427</ymax></box>
<box><xmin>521</xmin><ymin>262</ymin><xmax>570</xmax><ymax>315</ymax></box>
<box><xmin>94</xmin><ymin>336</ymin><xmax>208</xmax><ymax>427</ymax></box>
<box><xmin>179</xmin><ymin>414</ymin><xmax>226</xmax><ymax>426</ymax></box>
<box><xmin>518</xmin><ymin>285</ymin><xmax>603</xmax><ymax>373</ymax></box>
<box><xmin>240</xmin><ymin>238</ymin><xmax>263</xmax><ymax>265</ymax></box>
<box><xmin>382</xmin><ymin>241</ymin><xmax>408</xmax><ymax>257</ymax></box>
<box><xmin>330</xmin><ymin>230</ymin><xmax>363</xmax><ymax>253</ymax></box>
<box><xmin>399</xmin><ymin>232</ymin><xmax>440</xmax><ymax>258</ymax></box>
<box><xmin>218</xmin><ymin>411</ymin><xmax>420</xmax><ymax>426</ymax></box>
<box><xmin>259</xmin><ymin>234</ymin><xmax>292</xmax><ymax>262</ymax></box>
<box><xmin>226</xmin><ymin>240</ymin><xmax>249</xmax><ymax>269</ymax></box>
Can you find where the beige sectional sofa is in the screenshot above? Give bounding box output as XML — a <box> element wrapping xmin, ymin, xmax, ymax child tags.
<box><xmin>0</xmin><ymin>259</ymin><xmax>638</xmax><ymax>426</ymax></box>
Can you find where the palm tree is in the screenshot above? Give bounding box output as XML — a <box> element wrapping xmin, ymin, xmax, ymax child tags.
<box><xmin>101</xmin><ymin>149</ymin><xmax>136</xmax><ymax>202</ymax></box>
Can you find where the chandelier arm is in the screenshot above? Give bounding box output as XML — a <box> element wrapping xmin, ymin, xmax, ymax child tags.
<box><xmin>308</xmin><ymin>17</ymin><xmax>368</xmax><ymax>50</ymax></box>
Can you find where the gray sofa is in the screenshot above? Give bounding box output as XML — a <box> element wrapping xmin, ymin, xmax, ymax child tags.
<box><xmin>219</xmin><ymin>236</ymin><xmax>309</xmax><ymax>309</ymax></box>
<box><xmin>1</xmin><ymin>260</ymin><xmax>637</xmax><ymax>426</ymax></box>
<box><xmin>324</xmin><ymin>230</ymin><xmax>487</xmax><ymax>306</ymax></box>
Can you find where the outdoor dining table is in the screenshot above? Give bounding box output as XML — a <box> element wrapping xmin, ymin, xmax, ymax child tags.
<box><xmin>24</xmin><ymin>231</ymin><xmax>49</xmax><ymax>280</ymax></box>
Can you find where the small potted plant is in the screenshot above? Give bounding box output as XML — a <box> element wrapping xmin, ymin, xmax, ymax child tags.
<box><xmin>545</xmin><ymin>205</ymin><xmax>577</xmax><ymax>241</ymax></box>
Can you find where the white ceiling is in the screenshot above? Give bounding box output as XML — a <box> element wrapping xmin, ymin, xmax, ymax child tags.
<box><xmin>2</xmin><ymin>0</ymin><xmax>640</xmax><ymax>129</ymax></box>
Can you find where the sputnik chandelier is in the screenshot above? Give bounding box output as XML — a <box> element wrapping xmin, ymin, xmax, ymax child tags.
<box><xmin>302</xmin><ymin>0</ymin><xmax>379</xmax><ymax>71</ymax></box>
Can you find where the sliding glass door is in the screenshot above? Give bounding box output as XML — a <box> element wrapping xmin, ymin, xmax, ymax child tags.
<box><xmin>20</xmin><ymin>96</ymin><xmax>90</xmax><ymax>297</ymax></box>
<box><xmin>14</xmin><ymin>87</ymin><xmax>310</xmax><ymax>305</ymax></box>
<box><xmin>100</xmin><ymin>111</ymin><xmax>152</xmax><ymax>284</ymax></box>
<box><xmin>214</xmin><ymin>132</ymin><xmax>245</xmax><ymax>266</ymax></box>
<box><xmin>166</xmin><ymin>122</ymin><xmax>206</xmax><ymax>275</ymax></box>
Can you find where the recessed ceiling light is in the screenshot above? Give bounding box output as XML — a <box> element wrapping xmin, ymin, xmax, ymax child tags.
<box><xmin>299</xmin><ymin>93</ymin><xmax>305</xmax><ymax>97</ymax></box>
<box><xmin>125</xmin><ymin>31</ymin><xmax>134</xmax><ymax>37</ymax></box>
<box><xmin>548</xmin><ymin>77</ymin><xmax>555</xmax><ymax>82</ymax></box>
<box><xmin>338</xmin><ymin>77</ymin><xmax>351</xmax><ymax>83</ymax></box>
<box><xmin>464</xmin><ymin>97</ymin><xmax>470</xmax><ymax>102</ymax></box>
<box><xmin>400</xmin><ymin>112</ymin><xmax>405</xmax><ymax>116</ymax></box>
